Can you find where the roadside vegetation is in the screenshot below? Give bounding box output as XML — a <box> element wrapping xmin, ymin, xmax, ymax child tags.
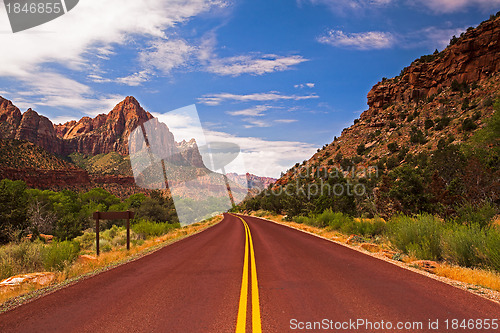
<box><xmin>236</xmin><ymin>100</ymin><xmax>499</xmax><ymax>276</ymax></box>
<box><xmin>0</xmin><ymin>215</ymin><xmax>221</xmax><ymax>307</ymax></box>
<box><xmin>0</xmin><ymin>184</ymin><xmax>179</xmax><ymax>244</ymax></box>
<box><xmin>240</xmin><ymin>99</ymin><xmax>499</xmax><ymax>221</ymax></box>
<box><xmin>249</xmin><ymin>209</ymin><xmax>500</xmax><ymax>293</ymax></box>
<box><xmin>0</xmin><ymin>183</ymin><xmax>214</xmax><ymax>306</ymax></box>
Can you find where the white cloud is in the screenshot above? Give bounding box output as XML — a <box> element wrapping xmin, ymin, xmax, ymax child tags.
<box><xmin>199</xmin><ymin>91</ymin><xmax>320</xmax><ymax>105</ymax></box>
<box><xmin>409</xmin><ymin>26</ymin><xmax>468</xmax><ymax>49</ymax></box>
<box><xmin>226</xmin><ymin>105</ymin><xmax>270</xmax><ymax>117</ymax></box>
<box><xmin>206</xmin><ymin>54</ymin><xmax>308</xmax><ymax>76</ymax></box>
<box><xmin>415</xmin><ymin>0</ymin><xmax>500</xmax><ymax>13</ymax></box>
<box><xmin>139</xmin><ymin>39</ymin><xmax>195</xmax><ymax>75</ymax></box>
<box><xmin>303</xmin><ymin>0</ymin><xmax>500</xmax><ymax>14</ymax></box>
<box><xmin>298</xmin><ymin>0</ymin><xmax>393</xmax><ymax>13</ymax></box>
<box><xmin>318</xmin><ymin>25</ymin><xmax>470</xmax><ymax>51</ymax></box>
<box><xmin>203</xmin><ymin>129</ymin><xmax>317</xmax><ymax>178</ymax></box>
<box><xmin>318</xmin><ymin>30</ymin><xmax>395</xmax><ymax>50</ymax></box>
<box><xmin>0</xmin><ymin>0</ymin><xmax>223</xmax><ymax>109</ymax></box>
<box><xmin>294</xmin><ymin>83</ymin><xmax>315</xmax><ymax>89</ymax></box>
<box><xmin>115</xmin><ymin>70</ymin><xmax>151</xmax><ymax>86</ymax></box>
<box><xmin>50</xmin><ymin>115</ymin><xmax>81</xmax><ymax>125</ymax></box>
<box><xmin>275</xmin><ymin>119</ymin><xmax>298</xmax><ymax>123</ymax></box>
<box><xmin>242</xmin><ymin>119</ymin><xmax>272</xmax><ymax>128</ymax></box>
<box><xmin>8</xmin><ymin>71</ymin><xmax>125</xmax><ymax>114</ymax></box>
<box><xmin>197</xmin><ymin>32</ymin><xmax>308</xmax><ymax>76</ymax></box>
<box><xmin>0</xmin><ymin>0</ymin><xmax>219</xmax><ymax>77</ymax></box>
<box><xmin>151</xmin><ymin>108</ymin><xmax>316</xmax><ymax>177</ymax></box>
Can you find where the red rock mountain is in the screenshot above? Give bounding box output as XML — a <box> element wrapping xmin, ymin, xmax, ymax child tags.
<box><xmin>0</xmin><ymin>96</ymin><xmax>274</xmax><ymax>195</ymax></box>
<box><xmin>0</xmin><ymin>96</ymin><xmax>154</xmax><ymax>156</ymax></box>
<box><xmin>365</xmin><ymin>16</ymin><xmax>500</xmax><ymax>117</ymax></box>
<box><xmin>277</xmin><ymin>14</ymin><xmax>500</xmax><ymax>185</ymax></box>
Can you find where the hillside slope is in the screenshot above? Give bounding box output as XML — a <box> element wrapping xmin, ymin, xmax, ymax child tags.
<box><xmin>279</xmin><ymin>14</ymin><xmax>500</xmax><ymax>185</ymax></box>
<box><xmin>246</xmin><ymin>14</ymin><xmax>500</xmax><ymax>218</ymax></box>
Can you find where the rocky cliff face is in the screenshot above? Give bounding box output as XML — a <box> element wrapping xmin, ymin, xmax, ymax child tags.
<box><xmin>0</xmin><ymin>99</ymin><xmax>65</xmax><ymax>155</ymax></box>
<box><xmin>0</xmin><ymin>95</ymin><xmax>221</xmax><ymax>196</ymax></box>
<box><xmin>0</xmin><ymin>96</ymin><xmax>154</xmax><ymax>157</ymax></box>
<box><xmin>278</xmin><ymin>14</ymin><xmax>500</xmax><ymax>185</ymax></box>
<box><xmin>177</xmin><ymin>139</ymin><xmax>205</xmax><ymax>168</ymax></box>
<box><xmin>365</xmin><ymin>16</ymin><xmax>500</xmax><ymax>118</ymax></box>
<box><xmin>55</xmin><ymin>96</ymin><xmax>154</xmax><ymax>156</ymax></box>
<box><xmin>0</xmin><ymin>98</ymin><xmax>22</xmax><ymax>138</ymax></box>
<box><xmin>15</xmin><ymin>109</ymin><xmax>65</xmax><ymax>155</ymax></box>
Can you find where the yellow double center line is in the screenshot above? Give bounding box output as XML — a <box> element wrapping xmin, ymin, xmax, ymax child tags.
<box><xmin>232</xmin><ymin>214</ymin><xmax>262</xmax><ymax>333</ymax></box>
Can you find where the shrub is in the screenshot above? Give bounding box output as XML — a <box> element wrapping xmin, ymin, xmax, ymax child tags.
<box><xmin>385</xmin><ymin>156</ymin><xmax>399</xmax><ymax>169</ymax></box>
<box><xmin>357</xmin><ymin>143</ymin><xmax>366</xmax><ymax>155</ymax></box>
<box><xmin>0</xmin><ymin>241</ymin><xmax>45</xmax><ymax>279</ymax></box>
<box><xmin>388</xmin><ymin>142</ymin><xmax>399</xmax><ymax>153</ymax></box>
<box><xmin>42</xmin><ymin>241</ymin><xmax>80</xmax><ymax>271</ymax></box>
<box><xmin>451</xmin><ymin>79</ymin><xmax>461</xmax><ymax>91</ymax></box>
<box><xmin>483</xmin><ymin>97</ymin><xmax>494</xmax><ymax>108</ymax></box>
<box><xmin>410</xmin><ymin>129</ymin><xmax>426</xmax><ymax>144</ymax></box>
<box><xmin>455</xmin><ymin>202</ymin><xmax>497</xmax><ymax>229</ymax></box>
<box><xmin>340</xmin><ymin>158</ymin><xmax>353</xmax><ymax>169</ymax></box>
<box><xmin>462</xmin><ymin>118</ymin><xmax>477</xmax><ymax>131</ymax></box>
<box><xmin>434</xmin><ymin>117</ymin><xmax>451</xmax><ymax>131</ymax></box>
<box><xmin>98</xmin><ymin>239</ymin><xmax>112</xmax><ymax>253</ymax></box>
<box><xmin>294</xmin><ymin>215</ymin><xmax>310</xmax><ymax>225</ymax></box>
<box><xmin>486</xmin><ymin>229</ymin><xmax>500</xmax><ymax>271</ymax></box>
<box><xmin>74</xmin><ymin>231</ymin><xmax>95</xmax><ymax>250</ymax></box>
<box><xmin>387</xmin><ymin>214</ymin><xmax>444</xmax><ymax>260</ymax></box>
<box><xmin>131</xmin><ymin>219</ymin><xmax>179</xmax><ymax>239</ymax></box>
<box><xmin>339</xmin><ymin>218</ymin><xmax>385</xmax><ymax>237</ymax></box>
<box><xmin>462</xmin><ymin>98</ymin><xmax>470</xmax><ymax>111</ymax></box>
<box><xmin>318</xmin><ymin>209</ymin><xmax>341</xmax><ymax>228</ymax></box>
<box><xmin>102</xmin><ymin>225</ymin><xmax>121</xmax><ymax>241</ymax></box>
<box><xmin>424</xmin><ymin>119</ymin><xmax>434</xmax><ymax>130</ymax></box>
<box><xmin>442</xmin><ymin>225</ymin><xmax>486</xmax><ymax>267</ymax></box>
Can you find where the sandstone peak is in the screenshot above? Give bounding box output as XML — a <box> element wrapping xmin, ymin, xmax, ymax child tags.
<box><xmin>108</xmin><ymin>96</ymin><xmax>152</xmax><ymax>122</ymax></box>
<box><xmin>0</xmin><ymin>96</ymin><xmax>155</xmax><ymax>156</ymax></box>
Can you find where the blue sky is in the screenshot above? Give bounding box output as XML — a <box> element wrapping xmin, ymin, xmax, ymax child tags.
<box><xmin>0</xmin><ymin>0</ymin><xmax>499</xmax><ymax>177</ymax></box>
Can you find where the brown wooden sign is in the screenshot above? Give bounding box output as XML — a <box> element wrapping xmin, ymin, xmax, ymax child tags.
<box><xmin>92</xmin><ymin>211</ymin><xmax>135</xmax><ymax>256</ymax></box>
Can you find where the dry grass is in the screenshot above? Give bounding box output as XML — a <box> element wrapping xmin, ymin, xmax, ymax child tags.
<box><xmin>0</xmin><ymin>216</ymin><xmax>222</xmax><ymax>308</ymax></box>
<box><xmin>435</xmin><ymin>264</ymin><xmax>500</xmax><ymax>292</ymax></box>
<box><xmin>250</xmin><ymin>212</ymin><xmax>349</xmax><ymax>242</ymax></box>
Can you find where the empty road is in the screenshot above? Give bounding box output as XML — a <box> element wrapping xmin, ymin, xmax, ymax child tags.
<box><xmin>0</xmin><ymin>214</ymin><xmax>498</xmax><ymax>332</ymax></box>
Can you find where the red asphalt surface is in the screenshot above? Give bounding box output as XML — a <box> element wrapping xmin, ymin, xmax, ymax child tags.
<box><xmin>0</xmin><ymin>213</ymin><xmax>498</xmax><ymax>332</ymax></box>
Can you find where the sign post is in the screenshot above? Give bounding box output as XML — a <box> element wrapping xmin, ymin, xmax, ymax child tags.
<box><xmin>92</xmin><ymin>211</ymin><xmax>135</xmax><ymax>256</ymax></box>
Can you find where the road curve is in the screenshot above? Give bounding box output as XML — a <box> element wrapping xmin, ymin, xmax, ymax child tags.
<box><xmin>0</xmin><ymin>214</ymin><xmax>498</xmax><ymax>332</ymax></box>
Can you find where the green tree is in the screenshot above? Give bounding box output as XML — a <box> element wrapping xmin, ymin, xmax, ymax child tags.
<box><xmin>0</xmin><ymin>179</ymin><xmax>28</xmax><ymax>243</ymax></box>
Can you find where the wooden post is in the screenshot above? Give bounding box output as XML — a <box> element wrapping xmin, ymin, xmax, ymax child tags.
<box><xmin>92</xmin><ymin>211</ymin><xmax>135</xmax><ymax>256</ymax></box>
<box><xmin>126</xmin><ymin>211</ymin><xmax>131</xmax><ymax>251</ymax></box>
<box><xmin>93</xmin><ymin>212</ymin><xmax>100</xmax><ymax>256</ymax></box>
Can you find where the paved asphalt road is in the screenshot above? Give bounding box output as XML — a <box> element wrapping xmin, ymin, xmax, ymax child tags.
<box><xmin>0</xmin><ymin>214</ymin><xmax>498</xmax><ymax>332</ymax></box>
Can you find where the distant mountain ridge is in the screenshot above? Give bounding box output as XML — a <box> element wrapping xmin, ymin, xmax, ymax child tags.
<box><xmin>0</xmin><ymin>96</ymin><xmax>275</xmax><ymax>194</ymax></box>
<box><xmin>0</xmin><ymin>96</ymin><xmax>153</xmax><ymax>156</ymax></box>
